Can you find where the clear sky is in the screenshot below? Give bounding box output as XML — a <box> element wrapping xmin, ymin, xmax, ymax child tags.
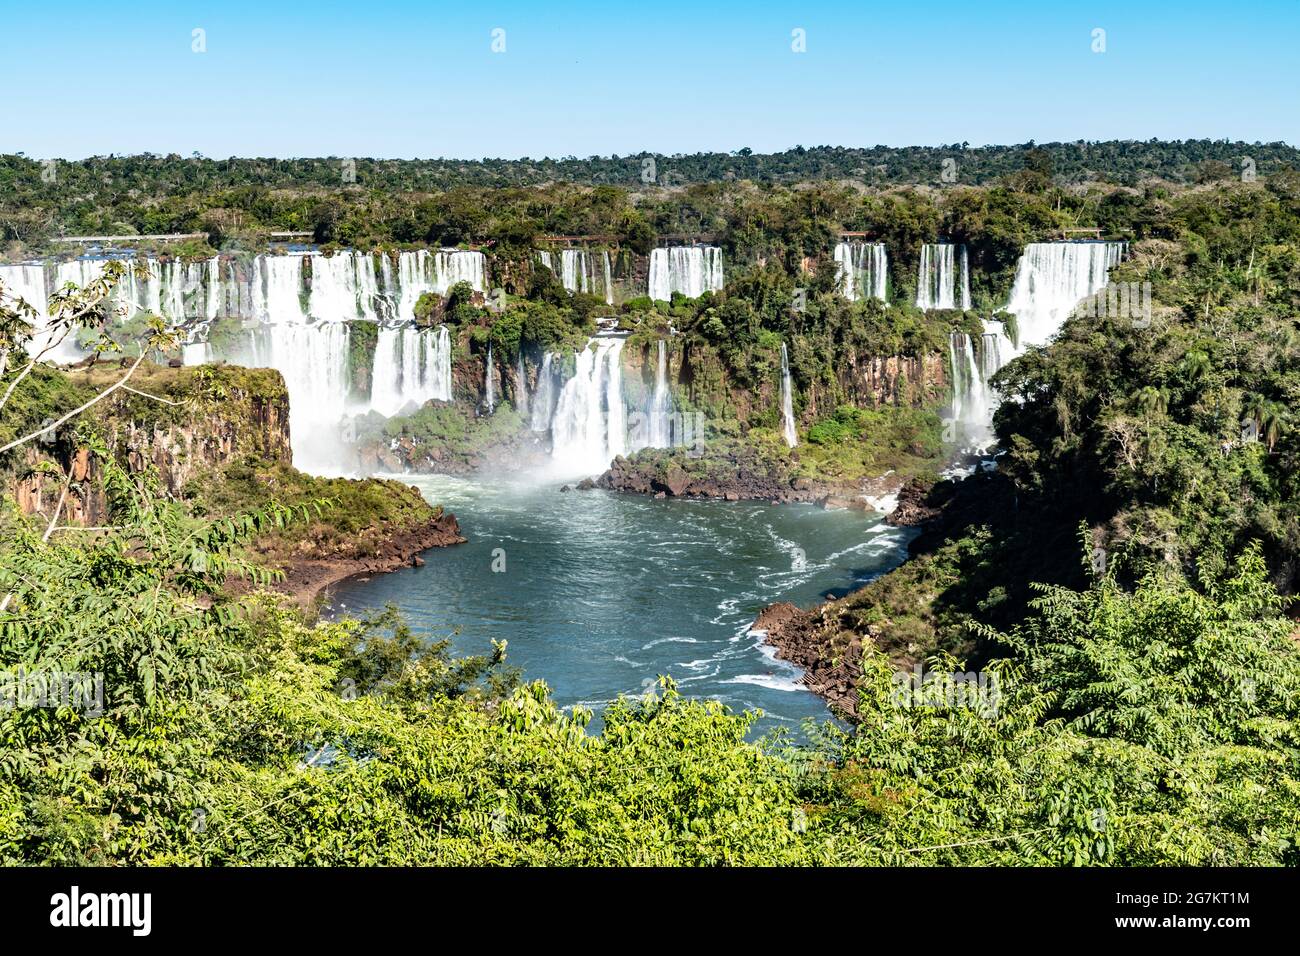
<box><xmin>1</xmin><ymin>0</ymin><xmax>1295</xmax><ymax>159</ymax></box>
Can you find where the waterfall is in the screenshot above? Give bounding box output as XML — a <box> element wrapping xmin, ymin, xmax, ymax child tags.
<box><xmin>916</xmin><ymin>244</ymin><xmax>970</xmax><ymax>310</ymax></box>
<box><xmin>539</xmin><ymin>248</ymin><xmax>616</xmax><ymax>304</ymax></box>
<box><xmin>947</xmin><ymin>241</ymin><xmax>1126</xmax><ymax>450</ymax></box>
<box><xmin>484</xmin><ymin>343</ymin><xmax>495</xmax><ymax>412</ymax></box>
<box><xmin>255</xmin><ymin>254</ymin><xmax>309</xmax><ymax>324</ymax></box>
<box><xmin>550</xmin><ymin>338</ymin><xmax>627</xmax><ymax>473</ymax></box>
<box><xmin>780</xmin><ymin>343</ymin><xmax>797</xmax><ymax>448</ymax></box>
<box><xmin>432</xmin><ymin>249</ymin><xmax>486</xmax><ymax>293</ymax></box>
<box><xmin>205</xmin><ymin>257</ymin><xmax>221</xmax><ymax>320</ymax></box>
<box><xmin>1004</xmin><ymin>242</ymin><xmax>1126</xmax><ymax>349</ymax></box>
<box><xmin>515</xmin><ymin>353</ymin><xmax>529</xmax><ymax>417</ymax></box>
<box><xmin>648</xmin><ymin>247</ymin><xmax>724</xmax><ymax>300</ymax></box>
<box><xmin>266</xmin><ymin>321</ymin><xmax>352</xmax><ymax>470</ymax></box>
<box><xmin>646</xmin><ymin>340</ymin><xmax>674</xmax><ymax>449</ymax></box>
<box><xmin>370</xmin><ymin>325</ymin><xmax>452</xmax><ymax>416</ymax></box>
<box><xmin>959</xmin><ymin>246</ymin><xmax>972</xmax><ymax>312</ymax></box>
<box><xmin>394</xmin><ymin>249</ymin><xmax>487</xmax><ymax>320</ymax></box>
<box><xmin>308</xmin><ymin>252</ymin><xmax>381</xmax><ymax>323</ymax></box>
<box><xmin>0</xmin><ymin>264</ymin><xmax>61</xmax><ymax>358</ymax></box>
<box><xmin>833</xmin><ymin>242</ymin><xmax>888</xmax><ymax>302</ymax></box>
<box><xmin>530</xmin><ymin>353</ymin><xmax>559</xmax><ymax>431</ymax></box>
<box><xmin>947</xmin><ymin>332</ymin><xmax>995</xmax><ymax>446</ymax></box>
<box><xmin>560</xmin><ymin>250</ymin><xmax>590</xmax><ymax>295</ymax></box>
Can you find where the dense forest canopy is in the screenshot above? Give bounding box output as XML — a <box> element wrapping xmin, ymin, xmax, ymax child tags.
<box><xmin>2</xmin><ymin>139</ymin><xmax>1298</xmax><ymax>254</ymax></box>
<box><xmin>1</xmin><ymin>141</ymin><xmax>1299</xmax><ymax>867</ymax></box>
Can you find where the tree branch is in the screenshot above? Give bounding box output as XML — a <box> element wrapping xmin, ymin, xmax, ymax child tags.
<box><xmin>0</xmin><ymin>350</ymin><xmax>147</xmax><ymax>455</ymax></box>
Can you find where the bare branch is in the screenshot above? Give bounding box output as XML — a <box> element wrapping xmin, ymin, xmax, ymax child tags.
<box><xmin>0</xmin><ymin>350</ymin><xmax>147</xmax><ymax>456</ymax></box>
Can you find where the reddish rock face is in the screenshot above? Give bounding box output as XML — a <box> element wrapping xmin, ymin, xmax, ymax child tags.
<box><xmin>10</xmin><ymin>367</ymin><xmax>291</xmax><ymax>526</ymax></box>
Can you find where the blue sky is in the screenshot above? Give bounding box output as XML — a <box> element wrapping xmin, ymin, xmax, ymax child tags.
<box><xmin>1</xmin><ymin>0</ymin><xmax>1295</xmax><ymax>159</ymax></box>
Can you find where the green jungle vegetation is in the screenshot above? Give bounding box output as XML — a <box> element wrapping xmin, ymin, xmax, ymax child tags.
<box><xmin>1</xmin><ymin>148</ymin><xmax>1298</xmax><ymax>865</ymax></box>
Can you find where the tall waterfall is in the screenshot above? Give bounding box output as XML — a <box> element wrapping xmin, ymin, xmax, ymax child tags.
<box><xmin>254</xmin><ymin>254</ymin><xmax>309</xmax><ymax>324</ymax></box>
<box><xmin>0</xmin><ymin>264</ymin><xmax>58</xmax><ymax>358</ymax></box>
<box><xmin>916</xmin><ymin>244</ymin><xmax>971</xmax><ymax>311</ymax></box>
<box><xmin>833</xmin><ymin>242</ymin><xmax>888</xmax><ymax>302</ymax></box>
<box><xmin>648</xmin><ymin>247</ymin><xmax>724</xmax><ymax>300</ymax></box>
<box><xmin>265</xmin><ymin>321</ymin><xmax>353</xmax><ymax>472</ymax></box>
<box><xmin>530</xmin><ymin>353</ymin><xmax>559</xmax><ymax>431</ymax></box>
<box><xmin>393</xmin><ymin>249</ymin><xmax>487</xmax><ymax>318</ymax></box>
<box><xmin>646</xmin><ymin>340</ymin><xmax>674</xmax><ymax>449</ymax></box>
<box><xmin>307</xmin><ymin>251</ymin><xmax>382</xmax><ymax>323</ymax></box>
<box><xmin>370</xmin><ymin>325</ymin><xmax>452</xmax><ymax>416</ymax></box>
<box><xmin>780</xmin><ymin>343</ymin><xmax>797</xmax><ymax>448</ymax></box>
<box><xmin>948</xmin><ymin>241</ymin><xmax>1126</xmax><ymax>449</ymax></box>
<box><xmin>514</xmin><ymin>353</ymin><xmax>529</xmax><ymax>417</ymax></box>
<box><xmin>483</xmin><ymin>344</ymin><xmax>495</xmax><ymax>412</ymax></box>
<box><xmin>539</xmin><ymin>249</ymin><xmax>615</xmax><ymax>305</ymax></box>
<box><xmin>1004</xmin><ymin>242</ymin><xmax>1126</xmax><ymax>349</ymax></box>
<box><xmin>947</xmin><ymin>332</ymin><xmax>997</xmax><ymax>444</ymax></box>
<box><xmin>549</xmin><ymin>338</ymin><xmax>627</xmax><ymax>474</ymax></box>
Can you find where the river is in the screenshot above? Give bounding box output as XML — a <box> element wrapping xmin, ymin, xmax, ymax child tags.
<box><xmin>329</xmin><ymin>475</ymin><xmax>914</xmax><ymax>736</ymax></box>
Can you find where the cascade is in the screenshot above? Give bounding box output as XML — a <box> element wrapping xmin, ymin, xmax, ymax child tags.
<box><xmin>266</xmin><ymin>321</ymin><xmax>352</xmax><ymax>470</ymax></box>
<box><xmin>0</xmin><ymin>264</ymin><xmax>61</xmax><ymax>358</ymax></box>
<box><xmin>539</xmin><ymin>249</ymin><xmax>616</xmax><ymax>304</ymax></box>
<box><xmin>947</xmin><ymin>241</ymin><xmax>1126</xmax><ymax>449</ymax></box>
<box><xmin>780</xmin><ymin>343</ymin><xmax>797</xmax><ymax>447</ymax></box>
<box><xmin>307</xmin><ymin>251</ymin><xmax>380</xmax><ymax>323</ymax></box>
<box><xmin>394</xmin><ymin>249</ymin><xmax>487</xmax><ymax>320</ymax></box>
<box><xmin>833</xmin><ymin>242</ymin><xmax>888</xmax><ymax>302</ymax></box>
<box><xmin>947</xmin><ymin>332</ymin><xmax>995</xmax><ymax>446</ymax></box>
<box><xmin>530</xmin><ymin>353</ymin><xmax>559</xmax><ymax>431</ymax></box>
<box><xmin>916</xmin><ymin>243</ymin><xmax>970</xmax><ymax>311</ymax></box>
<box><xmin>648</xmin><ymin>247</ymin><xmax>724</xmax><ymax>300</ymax></box>
<box><xmin>549</xmin><ymin>337</ymin><xmax>627</xmax><ymax>474</ymax></box>
<box><xmin>370</xmin><ymin>325</ymin><xmax>452</xmax><ymax>416</ymax></box>
<box><xmin>645</xmin><ymin>340</ymin><xmax>674</xmax><ymax>449</ymax></box>
<box><xmin>254</xmin><ymin>254</ymin><xmax>309</xmax><ymax>324</ymax></box>
<box><xmin>1003</xmin><ymin>242</ymin><xmax>1126</xmax><ymax>348</ymax></box>
<box><xmin>600</xmin><ymin>251</ymin><xmax>613</xmax><ymax>305</ymax></box>
<box><xmin>515</xmin><ymin>353</ymin><xmax>529</xmax><ymax>417</ymax></box>
<box><xmin>484</xmin><ymin>343</ymin><xmax>495</xmax><ymax>412</ymax></box>
<box><xmin>205</xmin><ymin>257</ymin><xmax>221</xmax><ymax>320</ymax></box>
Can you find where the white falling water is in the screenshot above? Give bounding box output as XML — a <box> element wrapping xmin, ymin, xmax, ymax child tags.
<box><xmin>205</xmin><ymin>257</ymin><xmax>221</xmax><ymax>320</ymax></box>
<box><xmin>539</xmin><ymin>249</ymin><xmax>615</xmax><ymax>304</ymax></box>
<box><xmin>0</xmin><ymin>263</ymin><xmax>62</xmax><ymax>358</ymax></box>
<box><xmin>370</xmin><ymin>325</ymin><xmax>452</xmax><ymax>416</ymax></box>
<box><xmin>308</xmin><ymin>252</ymin><xmax>381</xmax><ymax>323</ymax></box>
<box><xmin>254</xmin><ymin>254</ymin><xmax>309</xmax><ymax>324</ymax></box>
<box><xmin>648</xmin><ymin>247</ymin><xmax>724</xmax><ymax>300</ymax></box>
<box><xmin>600</xmin><ymin>252</ymin><xmax>613</xmax><ymax>305</ymax></box>
<box><xmin>266</xmin><ymin>321</ymin><xmax>352</xmax><ymax>471</ymax></box>
<box><xmin>916</xmin><ymin>244</ymin><xmax>971</xmax><ymax>311</ymax></box>
<box><xmin>949</xmin><ymin>241</ymin><xmax>1126</xmax><ymax>450</ymax></box>
<box><xmin>948</xmin><ymin>332</ymin><xmax>996</xmax><ymax>447</ymax></box>
<box><xmin>960</xmin><ymin>246</ymin><xmax>972</xmax><ymax>313</ymax></box>
<box><xmin>394</xmin><ymin>249</ymin><xmax>487</xmax><ymax>320</ymax></box>
<box><xmin>646</xmin><ymin>340</ymin><xmax>674</xmax><ymax>449</ymax></box>
<box><xmin>1004</xmin><ymin>242</ymin><xmax>1126</xmax><ymax>349</ymax></box>
<box><xmin>833</xmin><ymin>242</ymin><xmax>888</xmax><ymax>302</ymax></box>
<box><xmin>530</xmin><ymin>353</ymin><xmax>559</xmax><ymax>431</ymax></box>
<box><xmin>550</xmin><ymin>338</ymin><xmax>628</xmax><ymax>474</ymax></box>
<box><xmin>484</xmin><ymin>343</ymin><xmax>495</xmax><ymax>412</ymax></box>
<box><xmin>780</xmin><ymin>343</ymin><xmax>797</xmax><ymax>447</ymax></box>
<box><xmin>515</xmin><ymin>353</ymin><xmax>529</xmax><ymax>417</ymax></box>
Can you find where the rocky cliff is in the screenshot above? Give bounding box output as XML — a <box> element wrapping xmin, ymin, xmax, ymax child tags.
<box><xmin>9</xmin><ymin>364</ymin><xmax>291</xmax><ymax>526</ymax></box>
